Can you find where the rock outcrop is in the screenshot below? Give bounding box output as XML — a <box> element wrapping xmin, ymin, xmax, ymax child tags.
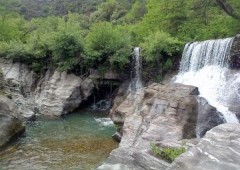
<box><xmin>0</xmin><ymin>96</ymin><xmax>25</xmax><ymax>147</ymax></box>
<box><xmin>98</xmin><ymin>83</ymin><xmax>200</xmax><ymax>169</ymax></box>
<box><xmin>0</xmin><ymin>60</ymin><xmax>94</xmax><ymax>117</ymax></box>
<box><xmin>169</xmin><ymin>123</ymin><xmax>240</xmax><ymax>170</ymax></box>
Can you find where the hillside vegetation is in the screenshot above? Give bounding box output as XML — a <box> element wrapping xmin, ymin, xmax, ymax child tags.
<box><xmin>0</xmin><ymin>0</ymin><xmax>239</xmax><ymax>79</ymax></box>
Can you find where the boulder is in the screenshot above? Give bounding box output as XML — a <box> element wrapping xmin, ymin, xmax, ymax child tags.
<box><xmin>0</xmin><ymin>96</ymin><xmax>25</xmax><ymax>147</ymax></box>
<box><xmin>169</xmin><ymin>124</ymin><xmax>240</xmax><ymax>170</ymax></box>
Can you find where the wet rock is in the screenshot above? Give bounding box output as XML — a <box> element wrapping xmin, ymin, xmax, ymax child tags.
<box><xmin>196</xmin><ymin>97</ymin><xmax>225</xmax><ymax>137</ymax></box>
<box><xmin>230</xmin><ymin>34</ymin><xmax>240</xmax><ymax>69</ymax></box>
<box><xmin>169</xmin><ymin>124</ymin><xmax>240</xmax><ymax>170</ymax></box>
<box><xmin>112</xmin><ymin>131</ymin><xmax>122</xmax><ymax>142</ymax></box>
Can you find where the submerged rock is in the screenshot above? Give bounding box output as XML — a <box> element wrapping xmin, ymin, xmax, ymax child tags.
<box><xmin>169</xmin><ymin>124</ymin><xmax>240</xmax><ymax>170</ymax></box>
<box><xmin>0</xmin><ymin>96</ymin><xmax>25</xmax><ymax>147</ymax></box>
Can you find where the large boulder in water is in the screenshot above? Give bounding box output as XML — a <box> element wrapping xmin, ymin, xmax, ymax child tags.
<box><xmin>169</xmin><ymin>124</ymin><xmax>240</xmax><ymax>170</ymax></box>
<box><xmin>0</xmin><ymin>96</ymin><xmax>25</xmax><ymax>147</ymax></box>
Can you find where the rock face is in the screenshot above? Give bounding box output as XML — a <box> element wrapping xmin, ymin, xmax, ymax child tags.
<box><xmin>169</xmin><ymin>124</ymin><xmax>240</xmax><ymax>170</ymax></box>
<box><xmin>195</xmin><ymin>97</ymin><xmax>225</xmax><ymax>138</ymax></box>
<box><xmin>33</xmin><ymin>70</ymin><xmax>93</xmax><ymax>116</ymax></box>
<box><xmin>0</xmin><ymin>60</ymin><xmax>94</xmax><ymax>117</ymax></box>
<box><xmin>98</xmin><ymin>83</ymin><xmax>200</xmax><ymax>169</ymax></box>
<box><xmin>0</xmin><ymin>96</ymin><xmax>25</xmax><ymax>147</ymax></box>
<box><xmin>230</xmin><ymin>34</ymin><xmax>240</xmax><ymax>69</ymax></box>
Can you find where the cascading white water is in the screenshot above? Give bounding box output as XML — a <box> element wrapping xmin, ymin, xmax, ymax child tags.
<box><xmin>129</xmin><ymin>47</ymin><xmax>143</xmax><ymax>93</ymax></box>
<box><xmin>175</xmin><ymin>38</ymin><xmax>239</xmax><ymax>124</ymax></box>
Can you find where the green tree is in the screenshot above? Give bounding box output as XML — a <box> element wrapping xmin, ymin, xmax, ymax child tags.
<box><xmin>85</xmin><ymin>22</ymin><xmax>132</xmax><ymax>70</ymax></box>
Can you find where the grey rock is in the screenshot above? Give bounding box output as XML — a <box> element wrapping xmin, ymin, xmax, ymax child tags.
<box><xmin>196</xmin><ymin>97</ymin><xmax>225</xmax><ymax>138</ymax></box>
<box><xmin>0</xmin><ymin>95</ymin><xmax>25</xmax><ymax>147</ymax></box>
<box><xmin>169</xmin><ymin>124</ymin><xmax>240</xmax><ymax>170</ymax></box>
<box><xmin>0</xmin><ymin>61</ymin><xmax>94</xmax><ymax>117</ymax></box>
<box><xmin>99</xmin><ymin>83</ymin><xmax>200</xmax><ymax>169</ymax></box>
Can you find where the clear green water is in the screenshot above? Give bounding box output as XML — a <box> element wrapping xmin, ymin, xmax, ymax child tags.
<box><xmin>0</xmin><ymin>111</ymin><xmax>118</xmax><ymax>170</ymax></box>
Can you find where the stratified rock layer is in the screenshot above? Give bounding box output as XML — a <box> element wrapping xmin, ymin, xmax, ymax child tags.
<box><xmin>169</xmin><ymin>123</ymin><xmax>240</xmax><ymax>170</ymax></box>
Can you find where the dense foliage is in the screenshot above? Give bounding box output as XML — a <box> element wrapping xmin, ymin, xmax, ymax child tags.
<box><xmin>0</xmin><ymin>0</ymin><xmax>240</xmax><ymax>78</ymax></box>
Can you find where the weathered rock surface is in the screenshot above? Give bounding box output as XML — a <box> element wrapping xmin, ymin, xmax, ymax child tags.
<box><xmin>33</xmin><ymin>70</ymin><xmax>93</xmax><ymax>116</ymax></box>
<box><xmin>169</xmin><ymin>123</ymin><xmax>240</xmax><ymax>170</ymax></box>
<box><xmin>98</xmin><ymin>83</ymin><xmax>200</xmax><ymax>169</ymax></box>
<box><xmin>0</xmin><ymin>96</ymin><xmax>25</xmax><ymax>147</ymax></box>
<box><xmin>0</xmin><ymin>60</ymin><xmax>94</xmax><ymax>117</ymax></box>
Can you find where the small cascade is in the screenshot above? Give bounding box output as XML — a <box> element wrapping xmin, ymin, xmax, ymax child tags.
<box><xmin>127</xmin><ymin>47</ymin><xmax>144</xmax><ymax>112</ymax></box>
<box><xmin>91</xmin><ymin>100</ymin><xmax>111</xmax><ymax>111</ymax></box>
<box><xmin>175</xmin><ymin>37</ymin><xmax>239</xmax><ymax>124</ymax></box>
<box><xmin>129</xmin><ymin>47</ymin><xmax>143</xmax><ymax>93</ymax></box>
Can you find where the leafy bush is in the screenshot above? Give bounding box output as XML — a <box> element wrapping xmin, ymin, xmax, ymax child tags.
<box><xmin>85</xmin><ymin>22</ymin><xmax>132</xmax><ymax>70</ymax></box>
<box><xmin>150</xmin><ymin>142</ymin><xmax>186</xmax><ymax>163</ymax></box>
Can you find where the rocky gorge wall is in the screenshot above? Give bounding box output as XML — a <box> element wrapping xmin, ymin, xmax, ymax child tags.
<box><xmin>0</xmin><ymin>60</ymin><xmax>94</xmax><ymax>118</ymax></box>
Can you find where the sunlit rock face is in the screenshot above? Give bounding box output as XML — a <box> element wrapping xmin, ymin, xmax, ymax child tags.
<box><xmin>169</xmin><ymin>124</ymin><xmax>240</xmax><ymax>170</ymax></box>
<box><xmin>0</xmin><ymin>60</ymin><xmax>94</xmax><ymax>117</ymax></box>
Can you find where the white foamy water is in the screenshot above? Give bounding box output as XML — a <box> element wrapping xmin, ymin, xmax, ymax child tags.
<box><xmin>129</xmin><ymin>47</ymin><xmax>143</xmax><ymax>93</ymax></box>
<box><xmin>175</xmin><ymin>38</ymin><xmax>239</xmax><ymax>123</ymax></box>
<box><xmin>94</xmin><ymin>118</ymin><xmax>114</xmax><ymax>126</ymax></box>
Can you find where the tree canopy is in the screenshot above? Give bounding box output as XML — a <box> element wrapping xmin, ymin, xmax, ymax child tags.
<box><xmin>0</xmin><ymin>0</ymin><xmax>239</xmax><ymax>78</ymax></box>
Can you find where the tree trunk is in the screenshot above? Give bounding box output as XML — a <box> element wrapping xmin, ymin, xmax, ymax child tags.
<box><xmin>215</xmin><ymin>0</ymin><xmax>240</xmax><ymax>19</ymax></box>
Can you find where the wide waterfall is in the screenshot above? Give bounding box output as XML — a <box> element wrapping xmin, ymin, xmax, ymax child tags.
<box><xmin>175</xmin><ymin>38</ymin><xmax>239</xmax><ymax>124</ymax></box>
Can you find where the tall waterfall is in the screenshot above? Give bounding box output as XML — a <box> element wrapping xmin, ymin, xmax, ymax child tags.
<box><xmin>175</xmin><ymin>38</ymin><xmax>239</xmax><ymax>124</ymax></box>
<box><xmin>129</xmin><ymin>47</ymin><xmax>143</xmax><ymax>93</ymax></box>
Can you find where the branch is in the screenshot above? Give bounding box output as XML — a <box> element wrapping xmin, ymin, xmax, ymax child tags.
<box><xmin>215</xmin><ymin>0</ymin><xmax>240</xmax><ymax>19</ymax></box>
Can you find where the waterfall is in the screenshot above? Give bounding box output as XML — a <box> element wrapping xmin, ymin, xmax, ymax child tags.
<box><xmin>129</xmin><ymin>47</ymin><xmax>143</xmax><ymax>93</ymax></box>
<box><xmin>175</xmin><ymin>37</ymin><xmax>239</xmax><ymax>124</ymax></box>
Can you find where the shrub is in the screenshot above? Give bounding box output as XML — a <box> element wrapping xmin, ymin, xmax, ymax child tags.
<box><xmin>85</xmin><ymin>22</ymin><xmax>132</xmax><ymax>70</ymax></box>
<box><xmin>150</xmin><ymin>142</ymin><xmax>186</xmax><ymax>163</ymax></box>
